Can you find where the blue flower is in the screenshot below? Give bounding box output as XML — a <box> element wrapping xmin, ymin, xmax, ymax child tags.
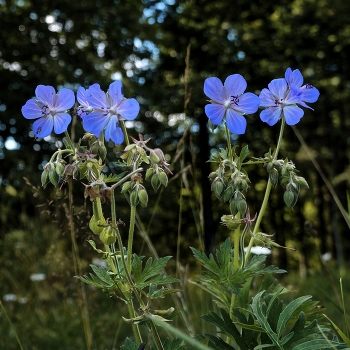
<box><xmin>204</xmin><ymin>74</ymin><xmax>260</xmax><ymax>134</ymax></box>
<box><xmin>284</xmin><ymin>68</ymin><xmax>320</xmax><ymax>109</ymax></box>
<box><xmin>81</xmin><ymin>81</ymin><xmax>140</xmax><ymax>144</ymax></box>
<box><xmin>259</xmin><ymin>78</ymin><xmax>304</xmax><ymax>126</ymax></box>
<box><xmin>21</xmin><ymin>85</ymin><xmax>75</xmax><ymax>138</ymax></box>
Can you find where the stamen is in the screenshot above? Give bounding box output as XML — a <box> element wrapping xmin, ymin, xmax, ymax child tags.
<box><xmin>230</xmin><ymin>95</ymin><xmax>239</xmax><ymax>105</ymax></box>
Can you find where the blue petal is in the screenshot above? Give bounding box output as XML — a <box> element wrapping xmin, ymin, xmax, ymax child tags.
<box><xmin>77</xmin><ymin>87</ymin><xmax>88</xmax><ymax>106</ymax></box>
<box><xmin>285</xmin><ymin>68</ymin><xmax>303</xmax><ymax>87</ymax></box>
<box><xmin>235</xmin><ymin>92</ymin><xmax>260</xmax><ymax>114</ymax></box>
<box><xmin>21</xmin><ymin>99</ymin><xmax>41</xmax><ymax>119</ymax></box>
<box><xmin>33</xmin><ymin>116</ymin><xmax>54</xmax><ymax>138</ymax></box>
<box><xmin>285</xmin><ymin>85</ymin><xmax>302</xmax><ymax>105</ymax></box>
<box><xmin>283</xmin><ymin>106</ymin><xmax>304</xmax><ymax>125</ymax></box>
<box><xmin>260</xmin><ymin>107</ymin><xmax>281</xmax><ymax>126</ymax></box>
<box><xmin>301</xmin><ymin>85</ymin><xmax>320</xmax><ymax>103</ymax></box>
<box><xmin>53</xmin><ymin>113</ymin><xmax>72</xmax><ymax>134</ymax></box>
<box><xmin>108</xmin><ymin>81</ymin><xmax>124</xmax><ymax>107</ymax></box>
<box><xmin>268</xmin><ymin>79</ymin><xmax>288</xmax><ymax>100</ymax></box>
<box><xmin>224</xmin><ymin>74</ymin><xmax>247</xmax><ymax>97</ymax></box>
<box><xmin>225</xmin><ymin>109</ymin><xmax>247</xmax><ymax>134</ymax></box>
<box><xmin>35</xmin><ymin>85</ymin><xmax>55</xmax><ymax>107</ymax></box>
<box><xmin>204</xmin><ymin>104</ymin><xmax>225</xmax><ymax>125</ymax></box>
<box><xmin>82</xmin><ymin>111</ymin><xmax>109</xmax><ymax>137</ymax></box>
<box><xmin>85</xmin><ymin>84</ymin><xmax>108</xmax><ymax>109</ymax></box>
<box><xmin>259</xmin><ymin>88</ymin><xmax>276</xmax><ymax>107</ymax></box>
<box><xmin>104</xmin><ymin>115</ymin><xmax>124</xmax><ymax>144</ymax></box>
<box><xmin>117</xmin><ymin>98</ymin><xmax>140</xmax><ymax>120</ymax></box>
<box><xmin>55</xmin><ymin>88</ymin><xmax>75</xmax><ymax>111</ymax></box>
<box><xmin>204</xmin><ymin>77</ymin><xmax>225</xmax><ymax>103</ymax></box>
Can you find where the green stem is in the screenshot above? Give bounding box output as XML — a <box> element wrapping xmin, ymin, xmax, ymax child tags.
<box><xmin>244</xmin><ymin>118</ymin><xmax>286</xmax><ymax>264</ymax></box>
<box><xmin>127</xmin><ymin>205</ymin><xmax>136</xmax><ymax>273</ymax></box>
<box><xmin>230</xmin><ymin>218</ymin><xmax>241</xmax><ymax>318</ymax></box>
<box><xmin>225</xmin><ymin>122</ymin><xmax>233</xmax><ymax>162</ymax></box>
<box><xmin>148</xmin><ymin>318</ymin><xmax>165</xmax><ymax>350</ymax></box>
<box><xmin>64</xmin><ymin>130</ymin><xmax>75</xmax><ymax>150</ymax></box>
<box><xmin>121</xmin><ymin>121</ymin><xmax>130</xmax><ymax>146</ymax></box>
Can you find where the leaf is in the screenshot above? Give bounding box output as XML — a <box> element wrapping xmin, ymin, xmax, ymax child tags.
<box><xmin>74</xmin><ymin>264</ymin><xmax>115</xmax><ymax>289</ymax></box>
<box><xmin>323</xmin><ymin>314</ymin><xmax>350</xmax><ymax>346</ymax></box>
<box><xmin>163</xmin><ymin>338</ymin><xmax>184</xmax><ymax>350</ymax></box>
<box><xmin>120</xmin><ymin>337</ymin><xmax>139</xmax><ymax>350</ymax></box>
<box><xmin>132</xmin><ymin>255</ymin><xmax>179</xmax><ymax>290</ymax></box>
<box><xmin>103</xmin><ymin>171</ymin><xmax>127</xmax><ymax>183</ymax></box>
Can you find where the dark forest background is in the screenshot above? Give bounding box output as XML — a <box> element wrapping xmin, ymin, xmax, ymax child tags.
<box><xmin>1</xmin><ymin>0</ymin><xmax>350</xmax><ymax>347</ymax></box>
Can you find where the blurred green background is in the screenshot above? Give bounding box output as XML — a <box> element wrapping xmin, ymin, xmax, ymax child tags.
<box><xmin>1</xmin><ymin>0</ymin><xmax>350</xmax><ymax>348</ymax></box>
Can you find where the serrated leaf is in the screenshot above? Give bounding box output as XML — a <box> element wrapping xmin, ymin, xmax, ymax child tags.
<box><xmin>163</xmin><ymin>338</ymin><xmax>184</xmax><ymax>350</ymax></box>
<box><xmin>75</xmin><ymin>264</ymin><xmax>115</xmax><ymax>289</ymax></box>
<box><xmin>120</xmin><ymin>337</ymin><xmax>139</xmax><ymax>350</ymax></box>
<box><xmin>103</xmin><ymin>171</ymin><xmax>127</xmax><ymax>183</ymax></box>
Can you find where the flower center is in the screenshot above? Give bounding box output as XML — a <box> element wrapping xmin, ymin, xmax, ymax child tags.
<box><xmin>230</xmin><ymin>95</ymin><xmax>240</xmax><ymax>105</ymax></box>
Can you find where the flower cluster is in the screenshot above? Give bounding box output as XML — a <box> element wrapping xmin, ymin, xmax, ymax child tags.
<box><xmin>204</xmin><ymin>67</ymin><xmax>320</xmax><ymax>133</ymax></box>
<box><xmin>21</xmin><ymin>81</ymin><xmax>140</xmax><ymax>144</ymax></box>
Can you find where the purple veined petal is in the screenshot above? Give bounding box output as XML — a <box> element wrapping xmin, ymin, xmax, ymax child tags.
<box><xmin>35</xmin><ymin>85</ymin><xmax>56</xmax><ymax>107</ymax></box>
<box><xmin>260</xmin><ymin>107</ymin><xmax>281</xmax><ymax>126</ymax></box>
<box><xmin>55</xmin><ymin>88</ymin><xmax>75</xmax><ymax>111</ymax></box>
<box><xmin>235</xmin><ymin>92</ymin><xmax>260</xmax><ymax>114</ymax></box>
<box><xmin>267</xmin><ymin>79</ymin><xmax>288</xmax><ymax>101</ymax></box>
<box><xmin>285</xmin><ymin>68</ymin><xmax>303</xmax><ymax>88</ymax></box>
<box><xmin>104</xmin><ymin>115</ymin><xmax>124</xmax><ymax>144</ymax></box>
<box><xmin>204</xmin><ymin>104</ymin><xmax>226</xmax><ymax>125</ymax></box>
<box><xmin>117</xmin><ymin>98</ymin><xmax>140</xmax><ymax>120</ymax></box>
<box><xmin>21</xmin><ymin>99</ymin><xmax>42</xmax><ymax>119</ymax></box>
<box><xmin>53</xmin><ymin>112</ymin><xmax>72</xmax><ymax>134</ymax></box>
<box><xmin>298</xmin><ymin>101</ymin><xmax>314</xmax><ymax>110</ymax></box>
<box><xmin>285</xmin><ymin>85</ymin><xmax>302</xmax><ymax>105</ymax></box>
<box><xmin>283</xmin><ymin>105</ymin><xmax>304</xmax><ymax>125</ymax></box>
<box><xmin>85</xmin><ymin>84</ymin><xmax>108</xmax><ymax>109</ymax></box>
<box><xmin>204</xmin><ymin>77</ymin><xmax>225</xmax><ymax>103</ymax></box>
<box><xmin>107</xmin><ymin>81</ymin><xmax>124</xmax><ymax>107</ymax></box>
<box><xmin>259</xmin><ymin>88</ymin><xmax>276</xmax><ymax>107</ymax></box>
<box><xmin>224</xmin><ymin>74</ymin><xmax>247</xmax><ymax>97</ymax></box>
<box><xmin>32</xmin><ymin>116</ymin><xmax>54</xmax><ymax>138</ymax></box>
<box><xmin>225</xmin><ymin>109</ymin><xmax>247</xmax><ymax>134</ymax></box>
<box><xmin>82</xmin><ymin>111</ymin><xmax>109</xmax><ymax>137</ymax></box>
<box><xmin>77</xmin><ymin>87</ymin><xmax>88</xmax><ymax>106</ymax></box>
<box><xmin>301</xmin><ymin>85</ymin><xmax>320</xmax><ymax>103</ymax></box>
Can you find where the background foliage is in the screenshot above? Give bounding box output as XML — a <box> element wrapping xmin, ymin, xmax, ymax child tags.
<box><xmin>1</xmin><ymin>0</ymin><xmax>350</xmax><ymax>348</ymax></box>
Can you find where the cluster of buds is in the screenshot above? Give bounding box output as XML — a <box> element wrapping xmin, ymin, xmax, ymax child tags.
<box><xmin>145</xmin><ymin>148</ymin><xmax>169</xmax><ymax>192</ymax></box>
<box><xmin>83</xmin><ymin>133</ymin><xmax>107</xmax><ymax>161</ymax></box>
<box><xmin>265</xmin><ymin>155</ymin><xmax>309</xmax><ymax>207</ymax></box>
<box><xmin>209</xmin><ymin>164</ymin><xmax>250</xmax><ymax>216</ymax></box>
<box><xmin>121</xmin><ymin>172</ymin><xmax>148</xmax><ymax>207</ymax></box>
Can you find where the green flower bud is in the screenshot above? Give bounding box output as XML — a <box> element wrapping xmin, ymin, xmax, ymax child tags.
<box><xmin>229</xmin><ymin>200</ymin><xmax>238</xmax><ymax>216</ymax></box>
<box><xmin>130</xmin><ymin>190</ymin><xmax>139</xmax><ymax>207</ymax></box>
<box><xmin>55</xmin><ymin>162</ymin><xmax>65</xmax><ymax>175</ymax></box>
<box><xmin>145</xmin><ymin>168</ymin><xmax>154</xmax><ymax>180</ymax></box>
<box><xmin>221</xmin><ymin>215</ymin><xmax>241</xmax><ymax>230</ymax></box>
<box><xmin>212</xmin><ymin>179</ymin><xmax>224</xmax><ymax>199</ymax></box>
<box><xmin>269</xmin><ymin>168</ymin><xmax>279</xmax><ymax>187</ymax></box>
<box><xmin>233</xmin><ymin>177</ymin><xmax>242</xmax><ymax>188</ymax></box>
<box><xmin>151</xmin><ymin>174</ymin><xmax>159</xmax><ymax>192</ymax></box>
<box><xmin>49</xmin><ymin>168</ymin><xmax>59</xmax><ymax>187</ymax></box>
<box><xmin>266</xmin><ymin>162</ymin><xmax>274</xmax><ymax>172</ymax></box>
<box><xmin>158</xmin><ymin>171</ymin><xmax>168</xmax><ymax>187</ymax></box>
<box><xmin>99</xmin><ymin>226</ymin><xmax>116</xmax><ymax>245</ymax></box>
<box><xmin>296</xmin><ymin>176</ymin><xmax>309</xmax><ymax>189</ymax></box>
<box><xmin>41</xmin><ymin>170</ymin><xmax>49</xmax><ymax>186</ymax></box>
<box><xmin>240</xmin><ymin>179</ymin><xmax>249</xmax><ymax>191</ymax></box>
<box><xmin>138</xmin><ymin>189</ymin><xmax>148</xmax><ymax>205</ymax></box>
<box><xmin>223</xmin><ymin>187</ymin><xmax>233</xmax><ymax>202</ymax></box>
<box><xmin>281</xmin><ymin>167</ymin><xmax>288</xmax><ymax>177</ymax></box>
<box><xmin>208</xmin><ymin>172</ymin><xmax>217</xmax><ymax>180</ymax></box>
<box><xmin>236</xmin><ymin>199</ymin><xmax>247</xmax><ymax>216</ymax></box>
<box><xmin>121</xmin><ymin>181</ymin><xmax>131</xmax><ymax>193</ymax></box>
<box><xmin>89</xmin><ymin>215</ymin><xmax>106</xmax><ymax>235</ymax></box>
<box><xmin>149</xmin><ymin>150</ymin><xmax>160</xmax><ymax>163</ymax></box>
<box><xmin>283</xmin><ymin>190</ymin><xmax>295</xmax><ymax>207</ymax></box>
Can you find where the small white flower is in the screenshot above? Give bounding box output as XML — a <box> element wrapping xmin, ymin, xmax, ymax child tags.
<box><xmin>3</xmin><ymin>293</ymin><xmax>17</xmax><ymax>302</ymax></box>
<box><xmin>244</xmin><ymin>246</ymin><xmax>271</xmax><ymax>255</ymax></box>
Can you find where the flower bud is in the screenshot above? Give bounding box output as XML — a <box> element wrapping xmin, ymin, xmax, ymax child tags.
<box><xmin>130</xmin><ymin>190</ymin><xmax>139</xmax><ymax>207</ymax></box>
<box><xmin>269</xmin><ymin>168</ymin><xmax>279</xmax><ymax>187</ymax></box>
<box><xmin>229</xmin><ymin>200</ymin><xmax>238</xmax><ymax>216</ymax></box>
<box><xmin>223</xmin><ymin>187</ymin><xmax>233</xmax><ymax>202</ymax></box>
<box><xmin>153</xmin><ymin>148</ymin><xmax>166</xmax><ymax>162</ymax></box>
<box><xmin>149</xmin><ymin>150</ymin><xmax>160</xmax><ymax>163</ymax></box>
<box><xmin>158</xmin><ymin>171</ymin><xmax>168</xmax><ymax>187</ymax></box>
<box><xmin>145</xmin><ymin>168</ymin><xmax>154</xmax><ymax>180</ymax></box>
<box><xmin>89</xmin><ymin>215</ymin><xmax>106</xmax><ymax>235</ymax></box>
<box><xmin>208</xmin><ymin>172</ymin><xmax>217</xmax><ymax>180</ymax></box>
<box><xmin>99</xmin><ymin>226</ymin><xmax>116</xmax><ymax>245</ymax></box>
<box><xmin>266</xmin><ymin>162</ymin><xmax>274</xmax><ymax>172</ymax></box>
<box><xmin>41</xmin><ymin>170</ymin><xmax>49</xmax><ymax>186</ymax></box>
<box><xmin>121</xmin><ymin>181</ymin><xmax>131</xmax><ymax>193</ymax></box>
<box><xmin>296</xmin><ymin>176</ymin><xmax>309</xmax><ymax>189</ymax></box>
<box><xmin>236</xmin><ymin>199</ymin><xmax>247</xmax><ymax>216</ymax></box>
<box><xmin>49</xmin><ymin>168</ymin><xmax>59</xmax><ymax>187</ymax></box>
<box><xmin>138</xmin><ymin>189</ymin><xmax>148</xmax><ymax>205</ymax></box>
<box><xmin>212</xmin><ymin>179</ymin><xmax>224</xmax><ymax>199</ymax></box>
<box><xmin>240</xmin><ymin>179</ymin><xmax>249</xmax><ymax>191</ymax></box>
<box><xmin>55</xmin><ymin>162</ymin><xmax>65</xmax><ymax>175</ymax></box>
<box><xmin>221</xmin><ymin>215</ymin><xmax>241</xmax><ymax>230</ymax></box>
<box><xmin>283</xmin><ymin>190</ymin><xmax>295</xmax><ymax>207</ymax></box>
<box><xmin>151</xmin><ymin>174</ymin><xmax>159</xmax><ymax>192</ymax></box>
